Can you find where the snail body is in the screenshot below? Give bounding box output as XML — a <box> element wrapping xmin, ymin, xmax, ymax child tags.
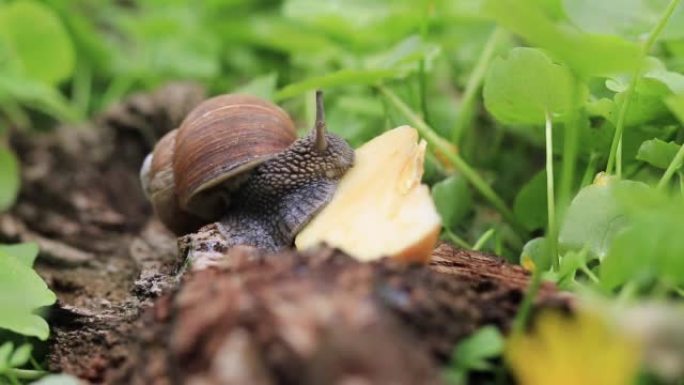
<box><xmin>141</xmin><ymin>91</ymin><xmax>354</xmax><ymax>253</ymax></box>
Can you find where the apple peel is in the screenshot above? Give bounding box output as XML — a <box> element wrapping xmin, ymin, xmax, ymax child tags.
<box><xmin>295</xmin><ymin>125</ymin><xmax>442</xmax><ymax>263</ymax></box>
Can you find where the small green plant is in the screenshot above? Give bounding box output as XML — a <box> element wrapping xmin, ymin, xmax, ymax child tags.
<box><xmin>444</xmin><ymin>326</ymin><xmax>504</xmax><ymax>385</ymax></box>
<box><xmin>0</xmin><ymin>342</ymin><xmax>45</xmax><ymax>384</ymax></box>
<box><xmin>0</xmin><ymin>242</ymin><xmax>54</xmax><ymax>341</ymax></box>
<box><xmin>0</xmin><ymin>147</ymin><xmax>19</xmax><ymax>212</ymax></box>
<box><xmin>0</xmin><ymin>241</ymin><xmax>56</xmax><ymax>384</ymax></box>
<box><xmin>0</xmin><ymin>97</ymin><xmax>53</xmax><ymax>373</ymax></box>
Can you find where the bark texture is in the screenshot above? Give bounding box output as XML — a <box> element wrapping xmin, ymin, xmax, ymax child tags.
<box><xmin>116</xmin><ymin>244</ymin><xmax>566</xmax><ymax>385</ymax></box>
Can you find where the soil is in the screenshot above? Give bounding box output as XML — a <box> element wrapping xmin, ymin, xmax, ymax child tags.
<box><xmin>0</xmin><ymin>84</ymin><xmax>572</xmax><ymax>385</ymax></box>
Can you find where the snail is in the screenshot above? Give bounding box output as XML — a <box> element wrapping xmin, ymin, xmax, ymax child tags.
<box><xmin>140</xmin><ymin>90</ymin><xmax>355</xmax><ymax>253</ymax></box>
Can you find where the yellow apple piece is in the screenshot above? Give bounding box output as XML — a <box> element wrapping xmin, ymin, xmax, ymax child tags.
<box><xmin>295</xmin><ymin>125</ymin><xmax>441</xmax><ymax>263</ymax></box>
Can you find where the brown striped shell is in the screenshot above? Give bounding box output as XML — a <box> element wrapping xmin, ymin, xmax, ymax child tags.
<box><xmin>140</xmin><ymin>129</ymin><xmax>204</xmax><ymax>235</ymax></box>
<box><xmin>173</xmin><ymin>94</ymin><xmax>297</xmax><ymax>220</ymax></box>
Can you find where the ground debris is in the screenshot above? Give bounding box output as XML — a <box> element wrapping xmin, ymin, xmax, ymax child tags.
<box><xmin>115</xmin><ymin>245</ymin><xmax>570</xmax><ymax>385</ymax></box>
<box><xmin>1</xmin><ymin>83</ymin><xmax>206</xmax><ymax>382</ymax></box>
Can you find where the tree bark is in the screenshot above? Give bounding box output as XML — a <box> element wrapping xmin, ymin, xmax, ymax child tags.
<box><xmin>0</xmin><ymin>84</ymin><xmax>571</xmax><ymax>385</ymax></box>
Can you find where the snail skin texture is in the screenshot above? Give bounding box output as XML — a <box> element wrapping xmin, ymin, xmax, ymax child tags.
<box><xmin>210</xmin><ymin>129</ymin><xmax>355</xmax><ymax>251</ymax></box>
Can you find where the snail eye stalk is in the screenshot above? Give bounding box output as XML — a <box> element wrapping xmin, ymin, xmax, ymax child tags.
<box><xmin>313</xmin><ymin>90</ymin><xmax>328</xmax><ymax>153</ymax></box>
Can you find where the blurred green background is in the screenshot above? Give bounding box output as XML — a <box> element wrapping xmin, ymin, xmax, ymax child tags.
<box><xmin>0</xmin><ymin>0</ymin><xmax>495</xmax><ymax>145</ymax></box>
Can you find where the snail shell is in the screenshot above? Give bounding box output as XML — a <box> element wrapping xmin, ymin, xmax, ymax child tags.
<box><xmin>141</xmin><ymin>129</ymin><xmax>204</xmax><ymax>234</ymax></box>
<box><xmin>139</xmin><ymin>94</ymin><xmax>297</xmax><ymax>228</ymax></box>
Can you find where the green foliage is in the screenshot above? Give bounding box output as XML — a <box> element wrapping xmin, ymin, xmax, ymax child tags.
<box><xmin>0</xmin><ymin>0</ymin><xmax>79</xmax><ymax>123</ymax></box>
<box><xmin>483</xmin><ymin>0</ymin><xmax>641</xmax><ymax>77</ymax></box>
<box><xmin>514</xmin><ymin>170</ymin><xmax>549</xmax><ymax>232</ymax></box>
<box><xmin>235</xmin><ymin>73</ymin><xmax>278</xmax><ymax>101</ymax></box>
<box><xmin>564</xmin><ymin>0</ymin><xmax>662</xmax><ymax>39</ymax></box>
<box><xmin>520</xmin><ymin>237</ymin><xmax>551</xmax><ymax>271</ymax></box>
<box><xmin>0</xmin><ymin>342</ymin><xmax>31</xmax><ymax>370</ymax></box>
<box><xmin>601</xmin><ymin>188</ymin><xmax>684</xmax><ymax>290</ymax></box>
<box><xmin>559</xmin><ymin>178</ymin><xmax>647</xmax><ymax>259</ymax></box>
<box><xmin>0</xmin><ymin>0</ymin><xmax>75</xmax><ymax>85</ymax></box>
<box><xmin>606</xmin><ymin>57</ymin><xmax>684</xmax><ymax>126</ymax></box>
<box><xmin>0</xmin><ymin>74</ymin><xmax>78</xmax><ymax>122</ymax></box>
<box><xmin>564</xmin><ymin>0</ymin><xmax>684</xmax><ymax>40</ymax></box>
<box><xmin>276</xmin><ymin>69</ymin><xmax>403</xmax><ymax>101</ymax></box>
<box><xmin>666</xmin><ymin>93</ymin><xmax>684</xmax><ymax>122</ymax></box>
<box><xmin>0</xmin><ymin>147</ymin><xmax>19</xmax><ymax>212</ymax></box>
<box><xmin>554</xmin><ymin>249</ymin><xmax>592</xmax><ymax>288</ymax></box>
<box><xmin>109</xmin><ymin>2</ymin><xmax>220</xmax><ymax>82</ymax></box>
<box><xmin>636</xmin><ymin>138</ymin><xmax>681</xmax><ymax>169</ymax></box>
<box><xmin>0</xmin><ymin>243</ymin><xmax>39</xmax><ymax>268</ymax></box>
<box><xmin>444</xmin><ymin>326</ymin><xmax>504</xmax><ymax>384</ymax></box>
<box><xmin>0</xmin><ymin>244</ymin><xmax>55</xmax><ymax>340</ymax></box>
<box><xmin>431</xmin><ymin>174</ymin><xmax>472</xmax><ymax>233</ymax></box>
<box><xmin>483</xmin><ymin>47</ymin><xmax>576</xmax><ymax>125</ymax></box>
<box><xmin>0</xmin><ymin>341</ymin><xmax>44</xmax><ymax>384</ymax></box>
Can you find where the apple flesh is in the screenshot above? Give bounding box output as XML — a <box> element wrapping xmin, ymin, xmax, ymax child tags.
<box><xmin>295</xmin><ymin>125</ymin><xmax>441</xmax><ymax>263</ymax></box>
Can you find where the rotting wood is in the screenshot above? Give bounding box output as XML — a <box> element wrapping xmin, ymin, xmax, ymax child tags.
<box><xmin>112</xmin><ymin>243</ymin><xmax>570</xmax><ymax>385</ymax></box>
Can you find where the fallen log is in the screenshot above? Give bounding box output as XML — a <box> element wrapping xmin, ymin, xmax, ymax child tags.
<box><xmin>114</xmin><ymin>244</ymin><xmax>569</xmax><ymax>385</ymax></box>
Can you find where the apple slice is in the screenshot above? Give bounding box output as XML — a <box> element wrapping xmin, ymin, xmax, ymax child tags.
<box><xmin>295</xmin><ymin>125</ymin><xmax>441</xmax><ymax>263</ymax></box>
